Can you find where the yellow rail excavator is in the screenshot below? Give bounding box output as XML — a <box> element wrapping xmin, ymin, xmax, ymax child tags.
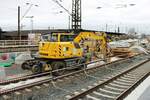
<box><xmin>21</xmin><ymin>31</ymin><xmax>109</xmax><ymax>75</ymax></box>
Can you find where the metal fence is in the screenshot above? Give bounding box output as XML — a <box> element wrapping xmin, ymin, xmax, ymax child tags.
<box><xmin>0</xmin><ymin>40</ymin><xmax>38</xmax><ymax>47</ymax></box>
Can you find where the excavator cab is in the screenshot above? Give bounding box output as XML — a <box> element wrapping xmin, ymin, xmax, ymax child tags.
<box><xmin>39</xmin><ymin>33</ymin><xmax>83</xmax><ymax>59</ymax></box>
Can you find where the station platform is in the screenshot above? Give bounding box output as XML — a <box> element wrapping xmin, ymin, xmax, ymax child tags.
<box><xmin>125</xmin><ymin>76</ymin><xmax>150</xmax><ymax>100</ymax></box>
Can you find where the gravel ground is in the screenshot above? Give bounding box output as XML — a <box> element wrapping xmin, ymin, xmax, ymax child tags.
<box><xmin>0</xmin><ymin>64</ymin><xmax>32</xmax><ymax>80</ymax></box>
<box><xmin>28</xmin><ymin>54</ymin><xmax>148</xmax><ymax>100</ymax></box>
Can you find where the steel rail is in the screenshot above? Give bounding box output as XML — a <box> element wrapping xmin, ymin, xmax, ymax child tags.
<box><xmin>0</xmin><ymin>72</ymin><xmax>51</xmax><ymax>85</ymax></box>
<box><xmin>68</xmin><ymin>58</ymin><xmax>150</xmax><ymax>100</ymax></box>
<box><xmin>115</xmin><ymin>72</ymin><xmax>150</xmax><ymax>100</ymax></box>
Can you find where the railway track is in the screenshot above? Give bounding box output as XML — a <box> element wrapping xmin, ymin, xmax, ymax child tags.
<box><xmin>0</xmin><ymin>72</ymin><xmax>51</xmax><ymax>85</ymax></box>
<box><xmin>67</xmin><ymin>59</ymin><xmax>150</xmax><ymax>100</ymax></box>
<box><xmin>0</xmin><ymin>54</ymin><xmax>147</xmax><ymax>100</ymax></box>
<box><xmin>0</xmin><ymin>54</ymin><xmax>140</xmax><ymax>85</ymax></box>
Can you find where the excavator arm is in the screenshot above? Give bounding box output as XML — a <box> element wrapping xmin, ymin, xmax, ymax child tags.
<box><xmin>74</xmin><ymin>31</ymin><xmax>108</xmax><ymax>59</ymax></box>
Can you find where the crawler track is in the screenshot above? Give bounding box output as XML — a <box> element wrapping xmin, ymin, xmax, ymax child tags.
<box><xmin>67</xmin><ymin>59</ymin><xmax>150</xmax><ymax>100</ymax></box>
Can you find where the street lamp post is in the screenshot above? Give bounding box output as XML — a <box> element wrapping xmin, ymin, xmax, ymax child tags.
<box><xmin>20</xmin><ymin>24</ymin><xmax>26</xmax><ymax>40</ymax></box>
<box><xmin>18</xmin><ymin>2</ymin><xmax>38</xmax><ymax>40</ymax></box>
<box><xmin>26</xmin><ymin>16</ymin><xmax>34</xmax><ymax>34</ymax></box>
<box><xmin>18</xmin><ymin>6</ymin><xmax>21</xmax><ymax>40</ymax></box>
<box><xmin>69</xmin><ymin>15</ymin><xmax>71</xmax><ymax>29</ymax></box>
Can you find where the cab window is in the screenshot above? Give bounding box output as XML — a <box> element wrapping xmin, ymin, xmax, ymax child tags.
<box><xmin>50</xmin><ymin>35</ymin><xmax>58</xmax><ymax>42</ymax></box>
<box><xmin>60</xmin><ymin>35</ymin><xmax>76</xmax><ymax>42</ymax></box>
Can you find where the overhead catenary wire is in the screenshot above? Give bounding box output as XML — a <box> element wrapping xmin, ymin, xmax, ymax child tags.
<box><xmin>20</xmin><ymin>5</ymin><xmax>33</xmax><ymax>21</ymax></box>
<box><xmin>51</xmin><ymin>0</ymin><xmax>72</xmax><ymax>16</ymax></box>
<box><xmin>20</xmin><ymin>3</ymin><xmax>38</xmax><ymax>21</ymax></box>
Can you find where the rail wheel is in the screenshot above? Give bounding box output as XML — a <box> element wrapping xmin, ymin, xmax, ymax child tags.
<box><xmin>31</xmin><ymin>65</ymin><xmax>42</xmax><ymax>74</ymax></box>
<box><xmin>51</xmin><ymin>61</ymin><xmax>66</xmax><ymax>76</ymax></box>
<box><xmin>21</xmin><ymin>62</ymin><xmax>29</xmax><ymax>70</ymax></box>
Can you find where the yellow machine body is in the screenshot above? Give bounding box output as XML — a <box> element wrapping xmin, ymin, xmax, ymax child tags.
<box><xmin>39</xmin><ymin>33</ymin><xmax>82</xmax><ymax>59</ymax></box>
<box><xmin>22</xmin><ymin>31</ymin><xmax>109</xmax><ymax>74</ymax></box>
<box><xmin>39</xmin><ymin>31</ymin><xmax>108</xmax><ymax>59</ymax></box>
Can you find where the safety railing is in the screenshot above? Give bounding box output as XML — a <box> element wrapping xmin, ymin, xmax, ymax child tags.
<box><xmin>0</xmin><ymin>40</ymin><xmax>38</xmax><ymax>47</ymax></box>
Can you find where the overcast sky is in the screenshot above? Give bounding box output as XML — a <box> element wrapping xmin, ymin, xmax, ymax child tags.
<box><xmin>0</xmin><ymin>0</ymin><xmax>150</xmax><ymax>34</ymax></box>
